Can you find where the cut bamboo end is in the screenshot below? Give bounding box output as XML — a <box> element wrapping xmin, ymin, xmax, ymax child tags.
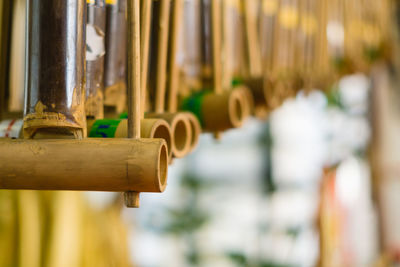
<box><xmin>124</xmin><ymin>191</ymin><xmax>140</xmax><ymax>208</ymax></box>
<box><xmin>146</xmin><ymin>112</ymin><xmax>192</xmax><ymax>158</ymax></box>
<box><xmin>0</xmin><ymin>138</ymin><xmax>168</xmax><ymax>193</ymax></box>
<box><xmin>141</xmin><ymin>118</ymin><xmax>173</xmax><ymax>160</ymax></box>
<box><xmin>181</xmin><ymin>112</ymin><xmax>201</xmax><ymax>154</ymax></box>
<box><xmin>201</xmin><ymin>89</ymin><xmax>247</xmax><ymax>132</ymax></box>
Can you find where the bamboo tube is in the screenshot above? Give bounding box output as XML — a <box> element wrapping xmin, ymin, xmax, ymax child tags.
<box><xmin>242</xmin><ymin>0</ymin><xmax>262</xmax><ymax>78</ymax></box>
<box><xmin>85</xmin><ymin>0</ymin><xmax>106</xmax><ymax>119</ymax></box>
<box><xmin>146</xmin><ymin>112</ymin><xmax>192</xmax><ymax>158</ymax></box>
<box><xmin>8</xmin><ymin>0</ymin><xmax>26</xmax><ymax>112</ymax></box>
<box><xmin>181</xmin><ymin>89</ymin><xmax>245</xmax><ymax>132</ymax></box>
<box><xmin>211</xmin><ymin>0</ymin><xmax>222</xmax><ymax>94</ymax></box>
<box><xmin>87</xmin><ymin>118</ymin><xmax>173</xmax><ymax>159</ymax></box>
<box><xmin>104</xmin><ymin>0</ymin><xmax>127</xmax><ymax>114</ymax></box>
<box><xmin>181</xmin><ymin>111</ymin><xmax>201</xmax><ymax>153</ymax></box>
<box><xmin>24</xmin><ymin>0</ymin><xmax>87</xmax><ymax>138</ymax></box>
<box><xmin>140</xmin><ymin>0</ymin><xmax>177</xmax><ymax>158</ymax></box>
<box><xmin>154</xmin><ymin>0</ymin><xmax>171</xmax><ymax>113</ymax></box>
<box><xmin>147</xmin><ymin>0</ymin><xmax>193</xmax><ymax>158</ymax></box>
<box><xmin>140</xmin><ymin>0</ymin><xmax>152</xmax><ymax>116</ymax></box>
<box><xmin>126</xmin><ymin>0</ymin><xmax>142</xmax><ymax>207</ymax></box>
<box><xmin>0</xmin><ymin>138</ymin><xmax>168</xmax><ymax>193</ymax></box>
<box><xmin>180</xmin><ymin>0</ymin><xmax>248</xmax><ymax>132</ymax></box>
<box><xmin>166</xmin><ymin>0</ymin><xmax>183</xmax><ymax>113</ymax></box>
<box><xmin>0</xmin><ymin>0</ymin><xmax>12</xmax><ymax>121</ymax></box>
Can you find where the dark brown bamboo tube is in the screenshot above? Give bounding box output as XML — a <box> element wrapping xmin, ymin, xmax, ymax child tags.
<box><xmin>0</xmin><ymin>138</ymin><xmax>168</xmax><ymax>193</ymax></box>
<box><xmin>104</xmin><ymin>0</ymin><xmax>127</xmax><ymax>114</ymax></box>
<box><xmin>24</xmin><ymin>0</ymin><xmax>87</xmax><ymax>139</ymax></box>
<box><xmin>0</xmin><ymin>0</ymin><xmax>12</xmax><ymax>121</ymax></box>
<box><xmin>126</xmin><ymin>0</ymin><xmax>142</xmax><ymax>207</ymax></box>
<box><xmin>85</xmin><ymin>0</ymin><xmax>106</xmax><ymax>119</ymax></box>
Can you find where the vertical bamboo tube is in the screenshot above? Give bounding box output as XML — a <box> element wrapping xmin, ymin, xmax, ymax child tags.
<box><xmin>242</xmin><ymin>0</ymin><xmax>262</xmax><ymax>78</ymax></box>
<box><xmin>104</xmin><ymin>0</ymin><xmax>127</xmax><ymax>114</ymax></box>
<box><xmin>181</xmin><ymin>0</ymin><xmax>248</xmax><ymax>132</ymax></box>
<box><xmin>126</xmin><ymin>0</ymin><xmax>142</xmax><ymax>207</ymax></box>
<box><xmin>140</xmin><ymin>0</ymin><xmax>153</xmax><ymax>116</ymax></box>
<box><xmin>85</xmin><ymin>0</ymin><xmax>106</xmax><ymax>119</ymax></box>
<box><xmin>167</xmin><ymin>0</ymin><xmax>183</xmax><ymax>113</ymax></box>
<box><xmin>166</xmin><ymin>0</ymin><xmax>201</xmax><ymax>154</ymax></box>
<box><xmin>147</xmin><ymin>0</ymin><xmax>193</xmax><ymax>158</ymax></box>
<box><xmin>211</xmin><ymin>0</ymin><xmax>223</xmax><ymax>94</ymax></box>
<box><xmin>0</xmin><ymin>0</ymin><xmax>12</xmax><ymax>121</ymax></box>
<box><xmin>154</xmin><ymin>0</ymin><xmax>171</xmax><ymax>114</ymax></box>
<box><xmin>8</xmin><ymin>0</ymin><xmax>26</xmax><ymax>112</ymax></box>
<box><xmin>24</xmin><ymin>0</ymin><xmax>87</xmax><ymax>139</ymax></box>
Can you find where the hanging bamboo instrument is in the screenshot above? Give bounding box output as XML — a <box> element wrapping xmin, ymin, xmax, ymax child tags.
<box><xmin>24</xmin><ymin>0</ymin><xmax>87</xmax><ymax>139</ymax></box>
<box><xmin>180</xmin><ymin>0</ymin><xmax>248</xmax><ymax>132</ymax></box>
<box><xmin>146</xmin><ymin>0</ymin><xmax>193</xmax><ymax>158</ymax></box>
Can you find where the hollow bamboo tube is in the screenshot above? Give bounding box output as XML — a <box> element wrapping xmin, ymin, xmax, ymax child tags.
<box><xmin>0</xmin><ymin>138</ymin><xmax>168</xmax><ymax>193</ymax></box>
<box><xmin>87</xmin><ymin>118</ymin><xmax>173</xmax><ymax>159</ymax></box>
<box><xmin>24</xmin><ymin>0</ymin><xmax>87</xmax><ymax>139</ymax></box>
<box><xmin>147</xmin><ymin>0</ymin><xmax>193</xmax><ymax>157</ymax></box>
<box><xmin>181</xmin><ymin>88</ymin><xmax>245</xmax><ymax>132</ymax></box>
<box><xmin>146</xmin><ymin>112</ymin><xmax>192</xmax><ymax>158</ymax></box>
<box><xmin>167</xmin><ymin>0</ymin><xmax>183</xmax><ymax>113</ymax></box>
<box><xmin>140</xmin><ymin>0</ymin><xmax>153</xmax><ymax>117</ymax></box>
<box><xmin>181</xmin><ymin>112</ymin><xmax>201</xmax><ymax>154</ymax></box>
<box><xmin>85</xmin><ymin>0</ymin><xmax>106</xmax><ymax>119</ymax></box>
<box><xmin>126</xmin><ymin>0</ymin><xmax>142</xmax><ymax>207</ymax></box>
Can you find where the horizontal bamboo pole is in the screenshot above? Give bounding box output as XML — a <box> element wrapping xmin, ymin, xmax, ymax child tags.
<box><xmin>0</xmin><ymin>138</ymin><xmax>168</xmax><ymax>192</ymax></box>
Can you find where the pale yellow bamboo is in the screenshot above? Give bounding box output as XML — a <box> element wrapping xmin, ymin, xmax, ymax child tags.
<box><xmin>0</xmin><ymin>138</ymin><xmax>168</xmax><ymax>193</ymax></box>
<box><xmin>211</xmin><ymin>0</ymin><xmax>223</xmax><ymax>94</ymax></box>
<box><xmin>167</xmin><ymin>0</ymin><xmax>183</xmax><ymax>113</ymax></box>
<box><xmin>126</xmin><ymin>0</ymin><xmax>142</xmax><ymax>206</ymax></box>
<box><xmin>127</xmin><ymin>0</ymin><xmax>141</xmax><ymax>139</ymax></box>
